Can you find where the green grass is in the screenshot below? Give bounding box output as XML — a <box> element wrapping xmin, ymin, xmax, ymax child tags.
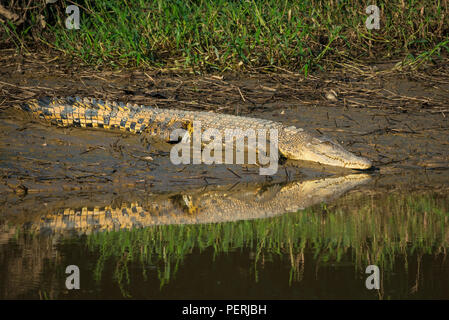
<box><xmin>1</xmin><ymin>0</ymin><xmax>448</xmax><ymax>72</ymax></box>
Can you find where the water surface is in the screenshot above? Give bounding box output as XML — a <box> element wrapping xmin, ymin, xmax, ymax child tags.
<box><xmin>1</xmin><ymin>172</ymin><xmax>448</xmax><ymax>299</ymax></box>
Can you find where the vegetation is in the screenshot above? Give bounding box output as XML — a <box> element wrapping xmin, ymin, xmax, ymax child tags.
<box><xmin>82</xmin><ymin>191</ymin><xmax>449</xmax><ymax>294</ymax></box>
<box><xmin>1</xmin><ymin>0</ymin><xmax>448</xmax><ymax>73</ymax></box>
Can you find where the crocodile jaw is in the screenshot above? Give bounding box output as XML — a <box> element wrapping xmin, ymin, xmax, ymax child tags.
<box><xmin>285</xmin><ymin>136</ymin><xmax>372</xmax><ymax>169</ymax></box>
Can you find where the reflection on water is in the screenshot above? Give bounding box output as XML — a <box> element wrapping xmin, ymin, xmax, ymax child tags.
<box><xmin>2</xmin><ymin>174</ymin><xmax>371</xmax><ymax>235</ymax></box>
<box><xmin>0</xmin><ymin>174</ymin><xmax>448</xmax><ymax>299</ymax></box>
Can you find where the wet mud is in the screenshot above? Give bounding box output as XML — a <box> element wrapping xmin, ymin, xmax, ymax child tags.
<box><xmin>1</xmin><ymin>55</ymin><xmax>448</xmax><ymax>211</ymax></box>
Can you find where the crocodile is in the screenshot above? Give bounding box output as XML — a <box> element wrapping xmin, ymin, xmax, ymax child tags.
<box><xmin>1</xmin><ymin>173</ymin><xmax>371</xmax><ymax>236</ymax></box>
<box><xmin>17</xmin><ymin>96</ymin><xmax>372</xmax><ymax>169</ymax></box>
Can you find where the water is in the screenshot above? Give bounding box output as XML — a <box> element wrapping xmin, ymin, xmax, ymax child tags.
<box><xmin>1</xmin><ymin>178</ymin><xmax>448</xmax><ymax>299</ymax></box>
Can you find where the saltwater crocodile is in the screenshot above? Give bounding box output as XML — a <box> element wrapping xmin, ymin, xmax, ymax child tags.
<box><xmin>17</xmin><ymin>96</ymin><xmax>372</xmax><ymax>169</ymax></box>
<box><xmin>1</xmin><ymin>174</ymin><xmax>371</xmax><ymax>236</ymax></box>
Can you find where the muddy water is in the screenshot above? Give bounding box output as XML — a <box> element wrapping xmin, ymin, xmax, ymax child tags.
<box><xmin>0</xmin><ymin>176</ymin><xmax>448</xmax><ymax>299</ymax></box>
<box><xmin>0</xmin><ymin>68</ymin><xmax>448</xmax><ymax>299</ymax></box>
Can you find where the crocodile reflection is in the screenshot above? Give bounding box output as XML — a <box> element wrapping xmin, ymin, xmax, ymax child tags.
<box><xmin>4</xmin><ymin>174</ymin><xmax>371</xmax><ymax>235</ymax></box>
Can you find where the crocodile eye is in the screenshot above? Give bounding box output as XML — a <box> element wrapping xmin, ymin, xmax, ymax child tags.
<box><xmin>321</xmin><ymin>141</ymin><xmax>333</xmax><ymax>146</ymax></box>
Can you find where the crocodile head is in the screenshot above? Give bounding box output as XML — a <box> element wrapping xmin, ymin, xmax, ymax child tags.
<box><xmin>279</xmin><ymin>129</ymin><xmax>372</xmax><ymax>170</ymax></box>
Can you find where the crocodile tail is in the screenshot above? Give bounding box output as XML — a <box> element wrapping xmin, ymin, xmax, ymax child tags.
<box><xmin>17</xmin><ymin>96</ymin><xmax>135</xmax><ymax>132</ymax></box>
<box><xmin>17</xmin><ymin>97</ymin><xmax>56</xmax><ymax>124</ymax></box>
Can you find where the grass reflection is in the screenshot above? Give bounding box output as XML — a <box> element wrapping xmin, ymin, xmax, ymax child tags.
<box><xmin>85</xmin><ymin>192</ymin><xmax>449</xmax><ymax>292</ymax></box>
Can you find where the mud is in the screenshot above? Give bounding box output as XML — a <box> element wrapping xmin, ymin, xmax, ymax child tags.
<box><xmin>0</xmin><ymin>50</ymin><xmax>448</xmax><ymax>214</ymax></box>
